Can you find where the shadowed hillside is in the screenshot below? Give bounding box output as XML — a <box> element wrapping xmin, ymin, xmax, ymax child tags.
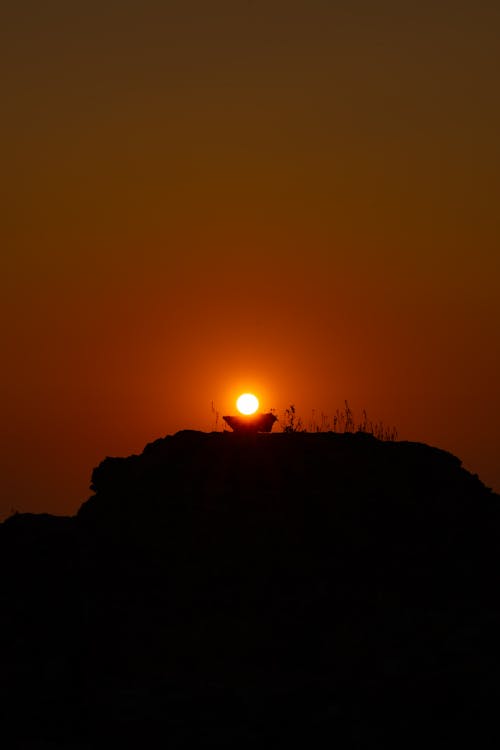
<box><xmin>1</xmin><ymin>431</ymin><xmax>499</xmax><ymax>747</ymax></box>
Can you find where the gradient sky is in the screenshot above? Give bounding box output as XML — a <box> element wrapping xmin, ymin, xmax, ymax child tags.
<box><xmin>2</xmin><ymin>0</ymin><xmax>499</xmax><ymax>517</ymax></box>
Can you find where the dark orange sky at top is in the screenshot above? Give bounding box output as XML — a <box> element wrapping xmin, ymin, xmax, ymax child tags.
<box><xmin>2</xmin><ymin>0</ymin><xmax>499</xmax><ymax>518</ymax></box>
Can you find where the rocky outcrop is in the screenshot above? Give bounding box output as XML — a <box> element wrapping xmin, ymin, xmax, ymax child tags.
<box><xmin>1</xmin><ymin>431</ymin><xmax>499</xmax><ymax>746</ymax></box>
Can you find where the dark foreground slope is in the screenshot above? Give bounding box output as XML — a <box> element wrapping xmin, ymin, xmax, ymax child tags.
<box><xmin>1</xmin><ymin>431</ymin><xmax>500</xmax><ymax>747</ymax></box>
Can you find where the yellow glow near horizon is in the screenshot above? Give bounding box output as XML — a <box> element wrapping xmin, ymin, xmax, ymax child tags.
<box><xmin>236</xmin><ymin>393</ymin><xmax>259</xmax><ymax>415</ymax></box>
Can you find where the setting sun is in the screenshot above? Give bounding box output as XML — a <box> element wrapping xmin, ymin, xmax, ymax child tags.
<box><xmin>236</xmin><ymin>393</ymin><xmax>259</xmax><ymax>415</ymax></box>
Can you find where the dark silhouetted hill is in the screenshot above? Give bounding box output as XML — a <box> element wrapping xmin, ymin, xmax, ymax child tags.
<box><xmin>1</xmin><ymin>431</ymin><xmax>499</xmax><ymax>747</ymax></box>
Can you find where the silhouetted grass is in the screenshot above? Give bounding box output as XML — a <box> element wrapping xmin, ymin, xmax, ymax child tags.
<box><xmin>277</xmin><ymin>401</ymin><xmax>398</xmax><ymax>440</ymax></box>
<box><xmin>210</xmin><ymin>399</ymin><xmax>398</xmax><ymax>440</ymax></box>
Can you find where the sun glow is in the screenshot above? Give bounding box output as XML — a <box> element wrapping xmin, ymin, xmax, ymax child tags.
<box><xmin>236</xmin><ymin>393</ymin><xmax>259</xmax><ymax>415</ymax></box>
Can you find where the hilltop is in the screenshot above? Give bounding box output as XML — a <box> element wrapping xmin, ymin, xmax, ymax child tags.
<box><xmin>1</xmin><ymin>431</ymin><xmax>499</xmax><ymax>746</ymax></box>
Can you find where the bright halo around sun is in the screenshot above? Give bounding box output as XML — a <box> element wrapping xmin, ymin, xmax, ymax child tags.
<box><xmin>236</xmin><ymin>393</ymin><xmax>259</xmax><ymax>415</ymax></box>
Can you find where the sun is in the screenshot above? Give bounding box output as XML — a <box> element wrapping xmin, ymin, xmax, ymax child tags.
<box><xmin>236</xmin><ymin>393</ymin><xmax>259</xmax><ymax>415</ymax></box>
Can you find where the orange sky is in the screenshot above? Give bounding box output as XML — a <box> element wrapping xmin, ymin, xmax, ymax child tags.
<box><xmin>2</xmin><ymin>1</ymin><xmax>499</xmax><ymax>517</ymax></box>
